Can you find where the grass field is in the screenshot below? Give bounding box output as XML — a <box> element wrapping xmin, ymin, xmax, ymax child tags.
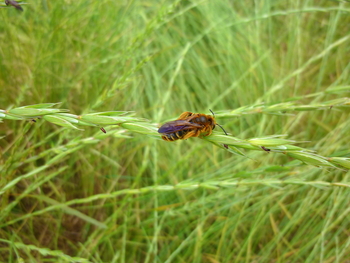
<box><xmin>1</xmin><ymin>0</ymin><xmax>350</xmax><ymax>262</ymax></box>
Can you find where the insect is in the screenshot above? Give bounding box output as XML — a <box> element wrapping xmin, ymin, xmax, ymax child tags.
<box><xmin>261</xmin><ymin>146</ymin><xmax>271</xmax><ymax>152</ymax></box>
<box><xmin>158</xmin><ymin>110</ymin><xmax>228</xmax><ymax>144</ymax></box>
<box><xmin>158</xmin><ymin>119</ymin><xmax>203</xmax><ymax>141</ymax></box>
<box><xmin>5</xmin><ymin>0</ymin><xmax>23</xmax><ymax>11</ymax></box>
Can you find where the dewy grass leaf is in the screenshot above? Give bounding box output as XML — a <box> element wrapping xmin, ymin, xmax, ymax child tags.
<box><xmin>43</xmin><ymin>115</ymin><xmax>82</xmax><ymax>130</ymax></box>
<box><xmin>20</xmin><ymin>103</ymin><xmax>62</xmax><ymax>109</ymax></box>
<box><xmin>56</xmin><ymin>113</ymin><xmax>99</xmax><ymax>127</ymax></box>
<box><xmin>79</xmin><ymin>115</ymin><xmax>139</xmax><ymax>125</ymax></box>
<box><xmin>2</xmin><ymin>114</ymin><xmax>23</xmax><ymax>120</ymax></box>
<box><xmin>326</xmin><ymin>85</ymin><xmax>350</xmax><ymax>94</ymax></box>
<box><xmin>248</xmin><ymin>137</ymin><xmax>296</xmax><ymax>147</ymax></box>
<box><xmin>215</xmin><ymin>98</ymin><xmax>350</xmax><ymax>117</ymax></box>
<box><xmin>271</xmin><ymin>145</ymin><xmax>312</xmax><ymax>152</ymax></box>
<box><xmin>287</xmin><ymin>152</ymin><xmax>337</xmax><ymax>168</ymax></box>
<box><xmin>328</xmin><ymin>157</ymin><xmax>350</xmax><ymax>169</ymax></box>
<box><xmin>54</xmin><ymin>113</ymin><xmax>80</xmax><ymax>124</ymax></box>
<box><xmin>8</xmin><ymin>108</ymin><xmax>65</xmax><ymax>116</ymax></box>
<box><xmin>88</xmin><ymin>111</ymin><xmax>135</xmax><ymax>116</ymax></box>
<box><xmin>120</xmin><ymin>122</ymin><xmax>159</xmax><ymax>136</ymax></box>
<box><xmin>321</xmin><ymin>98</ymin><xmax>350</xmax><ymax>106</ymax></box>
<box><xmin>204</xmin><ymin>134</ymin><xmax>257</xmax><ymax>150</ymax></box>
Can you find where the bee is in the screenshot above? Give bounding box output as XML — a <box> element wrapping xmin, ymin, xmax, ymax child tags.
<box><xmin>158</xmin><ymin>119</ymin><xmax>203</xmax><ymax>141</ymax></box>
<box><xmin>158</xmin><ymin>110</ymin><xmax>228</xmax><ymax>143</ymax></box>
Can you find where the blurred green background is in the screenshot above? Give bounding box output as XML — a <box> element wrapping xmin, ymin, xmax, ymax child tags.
<box><xmin>1</xmin><ymin>0</ymin><xmax>350</xmax><ymax>262</ymax></box>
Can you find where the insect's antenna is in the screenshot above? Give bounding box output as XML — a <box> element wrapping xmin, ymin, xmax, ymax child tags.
<box><xmin>216</xmin><ymin>123</ymin><xmax>228</xmax><ymax>135</ymax></box>
<box><xmin>209</xmin><ymin>109</ymin><xmax>228</xmax><ymax>135</ymax></box>
<box><xmin>209</xmin><ymin>109</ymin><xmax>229</xmax><ymax>148</ymax></box>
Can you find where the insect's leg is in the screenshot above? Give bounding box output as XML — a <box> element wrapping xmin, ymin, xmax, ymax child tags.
<box><xmin>178</xmin><ymin>111</ymin><xmax>194</xmax><ymax>120</ymax></box>
<box><xmin>192</xmin><ymin>130</ymin><xmax>201</xmax><ymax>138</ymax></box>
<box><xmin>206</xmin><ymin>129</ymin><xmax>212</xmax><ymax>136</ymax></box>
<box><xmin>182</xmin><ymin>130</ymin><xmax>197</xmax><ymax>139</ymax></box>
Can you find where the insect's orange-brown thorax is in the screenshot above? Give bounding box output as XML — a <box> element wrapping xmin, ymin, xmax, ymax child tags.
<box><xmin>185</xmin><ymin>114</ymin><xmax>216</xmax><ymax>134</ymax></box>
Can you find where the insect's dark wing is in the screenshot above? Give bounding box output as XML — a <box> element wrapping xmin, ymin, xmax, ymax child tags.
<box><xmin>158</xmin><ymin>120</ymin><xmax>201</xmax><ymax>134</ymax></box>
